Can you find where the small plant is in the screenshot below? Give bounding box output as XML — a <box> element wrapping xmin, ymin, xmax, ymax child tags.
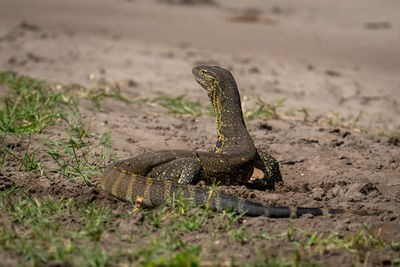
<box><xmin>155</xmin><ymin>95</ymin><xmax>206</xmax><ymax>115</ymax></box>
<box><xmin>347</xmin><ymin>112</ymin><xmax>362</xmax><ymax>129</ymax></box>
<box><xmin>321</xmin><ymin>110</ymin><xmax>370</xmax><ymax>133</ymax></box>
<box><xmin>325</xmin><ymin>111</ymin><xmax>341</xmax><ymax>126</ymax></box>
<box><xmin>243</xmin><ymin>97</ymin><xmax>286</xmax><ymax>120</ymax></box>
<box><xmin>297</xmin><ymin>107</ymin><xmax>312</xmax><ymax>122</ymax></box>
<box><xmin>229</xmin><ymin>227</ymin><xmax>251</xmax><ymax>244</ymax></box>
<box><xmin>84</xmin><ymin>77</ymin><xmax>131</xmax><ymax>111</ymax></box>
<box><xmin>1</xmin><ymin>135</ymin><xmax>45</xmax><ymax>173</ymax></box>
<box><xmin>45</xmin><ymin>128</ymin><xmax>115</xmax><ymax>185</ymax></box>
<box><xmin>377</xmin><ymin>130</ymin><xmax>400</xmax><ymax>138</ymax></box>
<box><xmin>17</xmin><ymin>135</ymin><xmax>45</xmax><ymax>172</ymax></box>
<box><xmin>81</xmin><ymin>203</ymin><xmax>112</xmax><ymax>241</ymax></box>
<box><xmin>0</xmin><ymin>147</ymin><xmax>9</xmax><ymax>172</ymax></box>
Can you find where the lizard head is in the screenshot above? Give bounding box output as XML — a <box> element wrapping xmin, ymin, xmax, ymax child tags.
<box><xmin>192</xmin><ymin>66</ymin><xmax>220</xmax><ymax>88</ymax></box>
<box><xmin>192</xmin><ymin>66</ymin><xmax>230</xmax><ymax>96</ymax></box>
<box><xmin>192</xmin><ymin>64</ymin><xmax>242</xmax><ymax>109</ymax></box>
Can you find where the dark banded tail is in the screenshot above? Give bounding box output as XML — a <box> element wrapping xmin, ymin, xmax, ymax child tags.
<box><xmin>204</xmin><ymin>192</ymin><xmax>324</xmax><ymax>217</ymax></box>
<box><xmin>101</xmin><ymin>165</ymin><xmax>329</xmax><ymax>218</ymax></box>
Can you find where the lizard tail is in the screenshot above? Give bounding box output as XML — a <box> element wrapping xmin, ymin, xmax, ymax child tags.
<box><xmin>101</xmin><ymin>166</ymin><xmax>382</xmax><ymax>218</ymax></box>
<box><xmin>203</xmin><ymin>191</ymin><xmax>324</xmax><ymax>217</ymax></box>
<box><xmin>101</xmin><ymin>166</ymin><xmax>326</xmax><ymax>218</ymax></box>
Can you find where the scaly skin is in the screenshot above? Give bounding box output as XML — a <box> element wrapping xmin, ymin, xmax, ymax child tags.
<box><xmin>101</xmin><ymin>66</ymin><xmax>381</xmax><ymax>218</ymax></box>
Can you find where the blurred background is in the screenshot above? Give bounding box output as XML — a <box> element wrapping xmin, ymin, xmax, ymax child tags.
<box><xmin>0</xmin><ymin>0</ymin><xmax>399</xmax><ymax>131</ymax></box>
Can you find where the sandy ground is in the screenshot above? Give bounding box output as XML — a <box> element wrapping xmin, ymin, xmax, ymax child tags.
<box><xmin>0</xmin><ymin>0</ymin><xmax>399</xmax><ymax>265</ymax></box>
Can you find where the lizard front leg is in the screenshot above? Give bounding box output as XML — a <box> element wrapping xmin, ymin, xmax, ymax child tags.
<box><xmin>249</xmin><ymin>149</ymin><xmax>282</xmax><ymax>190</ymax></box>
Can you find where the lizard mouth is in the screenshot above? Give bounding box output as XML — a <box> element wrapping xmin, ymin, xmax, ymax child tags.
<box><xmin>192</xmin><ymin>66</ymin><xmax>217</xmax><ymax>91</ymax></box>
<box><xmin>192</xmin><ymin>67</ymin><xmax>208</xmax><ymax>90</ymax></box>
<box><xmin>193</xmin><ymin>75</ymin><xmax>208</xmax><ymax>90</ymax></box>
<box><xmin>192</xmin><ymin>66</ymin><xmax>218</xmax><ymax>102</ymax></box>
<box><xmin>193</xmin><ymin>75</ymin><xmax>214</xmax><ymax>101</ymax></box>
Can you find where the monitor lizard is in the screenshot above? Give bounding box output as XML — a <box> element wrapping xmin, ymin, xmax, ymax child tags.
<box><xmin>101</xmin><ymin>66</ymin><xmax>382</xmax><ymax>218</ymax></box>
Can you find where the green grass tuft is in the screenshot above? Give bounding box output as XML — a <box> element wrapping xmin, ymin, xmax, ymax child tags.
<box><xmin>45</xmin><ymin>120</ymin><xmax>115</xmax><ymax>185</ymax></box>
<box><xmin>0</xmin><ymin>72</ymin><xmax>116</xmax><ymax>184</ymax></box>
<box><xmin>0</xmin><ymin>71</ymin><xmax>77</xmax><ymax>135</ymax></box>
<box><xmin>132</xmin><ymin>94</ymin><xmax>287</xmax><ymax>120</ymax></box>
<box><xmin>155</xmin><ymin>95</ymin><xmax>206</xmax><ymax>116</ymax></box>
<box><xmin>242</xmin><ymin>97</ymin><xmax>286</xmax><ymax>120</ymax></box>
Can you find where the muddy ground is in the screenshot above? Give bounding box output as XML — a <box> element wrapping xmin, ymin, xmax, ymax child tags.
<box><xmin>0</xmin><ymin>0</ymin><xmax>399</xmax><ymax>266</ymax></box>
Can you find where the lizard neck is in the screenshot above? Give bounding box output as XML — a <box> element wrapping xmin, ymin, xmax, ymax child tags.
<box><xmin>210</xmin><ymin>79</ymin><xmax>254</xmax><ymax>153</ymax></box>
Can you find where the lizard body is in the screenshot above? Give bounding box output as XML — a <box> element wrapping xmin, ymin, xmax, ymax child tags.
<box><xmin>101</xmin><ymin>66</ymin><xmax>380</xmax><ymax>218</ymax></box>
